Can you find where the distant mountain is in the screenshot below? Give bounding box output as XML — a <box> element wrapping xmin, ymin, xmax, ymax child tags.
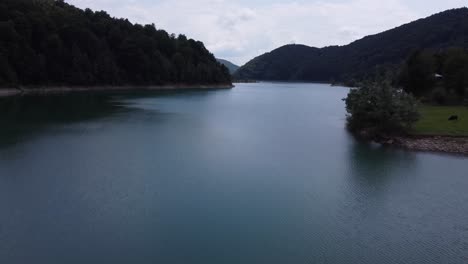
<box><xmin>0</xmin><ymin>0</ymin><xmax>231</xmax><ymax>88</ymax></box>
<box><xmin>216</xmin><ymin>59</ymin><xmax>240</xmax><ymax>74</ymax></box>
<box><xmin>235</xmin><ymin>8</ymin><xmax>468</xmax><ymax>83</ymax></box>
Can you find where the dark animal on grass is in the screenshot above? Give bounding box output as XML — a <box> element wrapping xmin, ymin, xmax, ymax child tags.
<box><xmin>448</xmin><ymin>115</ymin><xmax>459</xmax><ymax>121</ymax></box>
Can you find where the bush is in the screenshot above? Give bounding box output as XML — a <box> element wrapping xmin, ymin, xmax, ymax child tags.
<box><xmin>345</xmin><ymin>81</ymin><xmax>420</xmax><ymax>136</ymax></box>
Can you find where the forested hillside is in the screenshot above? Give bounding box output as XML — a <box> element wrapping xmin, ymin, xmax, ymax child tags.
<box><xmin>216</xmin><ymin>59</ymin><xmax>239</xmax><ymax>75</ymax></box>
<box><xmin>398</xmin><ymin>48</ymin><xmax>468</xmax><ymax>103</ymax></box>
<box><xmin>0</xmin><ymin>0</ymin><xmax>231</xmax><ymax>88</ymax></box>
<box><xmin>235</xmin><ymin>8</ymin><xmax>468</xmax><ymax>84</ymax></box>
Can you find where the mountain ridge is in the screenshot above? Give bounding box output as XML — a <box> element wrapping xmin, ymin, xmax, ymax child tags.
<box><xmin>235</xmin><ymin>7</ymin><xmax>468</xmax><ymax>83</ymax></box>
<box><xmin>216</xmin><ymin>58</ymin><xmax>240</xmax><ymax>74</ymax></box>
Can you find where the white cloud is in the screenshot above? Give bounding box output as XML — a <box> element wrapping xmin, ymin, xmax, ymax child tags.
<box><xmin>67</xmin><ymin>0</ymin><xmax>466</xmax><ymax>65</ymax></box>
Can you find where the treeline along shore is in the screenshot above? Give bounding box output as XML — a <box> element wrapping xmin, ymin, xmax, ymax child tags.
<box><xmin>0</xmin><ymin>0</ymin><xmax>232</xmax><ymax>91</ymax></box>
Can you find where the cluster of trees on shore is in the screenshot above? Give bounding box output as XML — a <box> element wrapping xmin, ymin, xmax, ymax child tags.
<box><xmin>0</xmin><ymin>0</ymin><xmax>231</xmax><ymax>88</ymax></box>
<box><xmin>398</xmin><ymin>48</ymin><xmax>468</xmax><ymax>104</ymax></box>
<box><xmin>345</xmin><ymin>47</ymin><xmax>468</xmax><ymax>136</ymax></box>
<box><xmin>345</xmin><ymin>81</ymin><xmax>420</xmax><ymax>137</ymax></box>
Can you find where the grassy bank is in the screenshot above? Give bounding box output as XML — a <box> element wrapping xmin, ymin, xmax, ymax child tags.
<box><xmin>411</xmin><ymin>105</ymin><xmax>468</xmax><ymax>136</ymax></box>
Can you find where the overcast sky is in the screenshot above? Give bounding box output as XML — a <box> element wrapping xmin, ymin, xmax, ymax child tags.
<box><xmin>67</xmin><ymin>0</ymin><xmax>466</xmax><ymax>65</ymax></box>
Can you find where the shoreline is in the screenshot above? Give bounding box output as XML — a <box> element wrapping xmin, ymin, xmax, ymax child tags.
<box><xmin>379</xmin><ymin>135</ymin><xmax>468</xmax><ymax>156</ymax></box>
<box><xmin>0</xmin><ymin>84</ymin><xmax>234</xmax><ymax>97</ymax></box>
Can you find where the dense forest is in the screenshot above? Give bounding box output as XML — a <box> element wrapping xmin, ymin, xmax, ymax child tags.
<box><xmin>0</xmin><ymin>0</ymin><xmax>231</xmax><ymax>88</ymax></box>
<box><xmin>234</xmin><ymin>8</ymin><xmax>468</xmax><ymax>85</ymax></box>
<box><xmin>398</xmin><ymin>48</ymin><xmax>468</xmax><ymax>104</ymax></box>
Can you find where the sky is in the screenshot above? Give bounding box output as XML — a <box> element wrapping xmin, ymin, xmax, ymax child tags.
<box><xmin>67</xmin><ymin>0</ymin><xmax>467</xmax><ymax>65</ymax></box>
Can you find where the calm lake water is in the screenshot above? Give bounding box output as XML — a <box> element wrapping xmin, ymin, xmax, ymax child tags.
<box><xmin>0</xmin><ymin>83</ymin><xmax>467</xmax><ymax>264</ymax></box>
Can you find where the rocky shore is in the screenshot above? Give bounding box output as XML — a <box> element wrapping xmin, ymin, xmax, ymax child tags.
<box><xmin>0</xmin><ymin>84</ymin><xmax>234</xmax><ymax>97</ymax></box>
<box><xmin>380</xmin><ymin>135</ymin><xmax>468</xmax><ymax>156</ymax></box>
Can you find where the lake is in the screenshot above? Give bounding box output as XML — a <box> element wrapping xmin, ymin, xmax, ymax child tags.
<box><xmin>0</xmin><ymin>83</ymin><xmax>467</xmax><ymax>264</ymax></box>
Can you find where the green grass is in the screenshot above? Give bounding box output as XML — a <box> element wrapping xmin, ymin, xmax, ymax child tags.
<box><xmin>411</xmin><ymin>105</ymin><xmax>468</xmax><ymax>136</ymax></box>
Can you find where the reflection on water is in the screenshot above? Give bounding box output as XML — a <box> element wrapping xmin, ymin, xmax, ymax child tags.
<box><xmin>0</xmin><ymin>90</ymin><xmax>217</xmax><ymax>148</ymax></box>
<box><xmin>0</xmin><ymin>95</ymin><xmax>126</xmax><ymax>148</ymax></box>
<box><xmin>347</xmin><ymin>139</ymin><xmax>418</xmax><ymax>186</ymax></box>
<box><xmin>0</xmin><ymin>83</ymin><xmax>467</xmax><ymax>264</ymax></box>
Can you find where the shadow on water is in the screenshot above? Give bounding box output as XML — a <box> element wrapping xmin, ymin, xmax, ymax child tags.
<box><xmin>0</xmin><ymin>94</ymin><xmax>128</xmax><ymax>149</ymax></box>
<box><xmin>109</xmin><ymin>88</ymin><xmax>231</xmax><ymax>101</ymax></box>
<box><xmin>0</xmin><ymin>89</ymin><xmax>230</xmax><ymax>149</ymax></box>
<box><xmin>346</xmin><ymin>137</ymin><xmax>418</xmax><ymax>188</ymax></box>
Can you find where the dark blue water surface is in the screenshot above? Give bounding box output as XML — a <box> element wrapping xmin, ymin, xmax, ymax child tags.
<box><xmin>0</xmin><ymin>83</ymin><xmax>467</xmax><ymax>264</ymax></box>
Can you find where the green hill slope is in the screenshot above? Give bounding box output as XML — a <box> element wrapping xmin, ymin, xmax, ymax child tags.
<box><xmin>0</xmin><ymin>0</ymin><xmax>231</xmax><ymax>88</ymax></box>
<box><xmin>235</xmin><ymin>8</ymin><xmax>468</xmax><ymax>83</ymax></box>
